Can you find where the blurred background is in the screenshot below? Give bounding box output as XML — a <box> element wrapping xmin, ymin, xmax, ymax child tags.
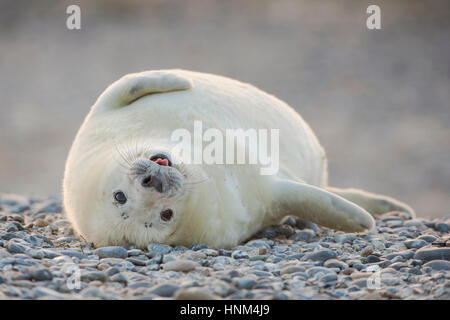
<box><xmin>0</xmin><ymin>0</ymin><xmax>448</xmax><ymax>218</ymax></box>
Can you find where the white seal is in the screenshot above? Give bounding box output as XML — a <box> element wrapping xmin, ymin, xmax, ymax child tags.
<box><xmin>63</xmin><ymin>70</ymin><xmax>414</xmax><ymax>248</ymax></box>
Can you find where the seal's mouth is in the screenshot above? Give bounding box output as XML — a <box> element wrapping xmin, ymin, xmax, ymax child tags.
<box><xmin>150</xmin><ymin>153</ymin><xmax>172</xmax><ymax>167</ymax></box>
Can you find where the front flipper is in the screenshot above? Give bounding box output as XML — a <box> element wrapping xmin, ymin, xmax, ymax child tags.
<box><xmin>271</xmin><ymin>178</ymin><xmax>375</xmax><ymax>232</ymax></box>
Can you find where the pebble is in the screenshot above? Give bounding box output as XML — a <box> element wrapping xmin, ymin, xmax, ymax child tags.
<box><xmin>414</xmin><ymin>247</ymin><xmax>450</xmax><ymax>262</ymax></box>
<box><xmin>162</xmin><ymin>260</ymin><xmax>199</xmax><ymax>272</ymax></box>
<box><xmin>29</xmin><ymin>268</ymin><xmax>53</xmax><ymax>281</ymax></box>
<box><xmin>81</xmin><ymin>271</ymin><xmax>108</xmax><ymax>282</ymax></box>
<box><xmin>148</xmin><ymin>283</ymin><xmax>180</xmax><ymax>297</ymax></box>
<box><xmin>404</xmin><ymin>239</ymin><xmax>427</xmax><ymax>249</ymax></box>
<box><xmin>231</xmin><ymin>250</ymin><xmax>249</xmax><ymax>259</ymax></box>
<box><xmin>291</xmin><ymin>230</ymin><xmax>314</xmax><ymax>242</ymax></box>
<box><xmin>360</xmin><ymin>246</ymin><xmax>373</xmax><ymax>257</ymax></box>
<box><xmin>94</xmin><ymin>246</ymin><xmax>128</xmax><ymax>259</ymax></box>
<box><xmin>306</xmin><ymin>267</ymin><xmax>334</xmax><ymax>277</ymax></box>
<box><xmin>335</xmin><ymin>233</ymin><xmax>357</xmax><ymax>243</ymax></box>
<box><xmin>147</xmin><ymin>243</ymin><xmax>172</xmax><ymax>257</ymax></box>
<box><xmin>235</xmin><ymin>276</ymin><xmax>257</xmax><ymax>289</ymax></box>
<box><xmin>6</xmin><ymin>242</ymin><xmax>26</xmax><ymax>254</ymax></box>
<box><xmin>303</xmin><ymin>250</ymin><xmax>337</xmax><ymax>262</ymax></box>
<box><xmin>280</xmin><ymin>265</ymin><xmax>305</xmax><ymax>275</ymax></box>
<box><xmin>418</xmin><ymin>235</ymin><xmax>437</xmax><ymax>243</ymax></box>
<box><xmin>422</xmin><ymin>260</ymin><xmax>450</xmax><ymax>271</ymax></box>
<box><xmin>174</xmin><ymin>287</ymin><xmax>217</xmax><ymax>300</ymax></box>
<box><xmin>434</xmin><ymin>223</ymin><xmax>450</xmax><ymax>233</ymax></box>
<box><xmin>324</xmin><ymin>259</ymin><xmax>348</xmax><ymax>270</ymax></box>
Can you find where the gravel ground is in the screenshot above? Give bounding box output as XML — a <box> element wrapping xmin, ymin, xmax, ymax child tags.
<box><xmin>0</xmin><ymin>193</ymin><xmax>449</xmax><ymax>300</ymax></box>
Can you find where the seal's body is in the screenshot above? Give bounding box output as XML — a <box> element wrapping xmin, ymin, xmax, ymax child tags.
<box><xmin>63</xmin><ymin>70</ymin><xmax>414</xmax><ymax>248</ymax></box>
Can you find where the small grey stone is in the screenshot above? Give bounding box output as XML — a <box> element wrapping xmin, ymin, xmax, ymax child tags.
<box><xmin>200</xmin><ymin>249</ymin><xmax>219</xmax><ymax>256</ymax></box>
<box><xmin>200</xmin><ymin>259</ymin><xmax>211</xmax><ymax>267</ymax></box>
<box><xmin>404</xmin><ymin>239</ymin><xmax>427</xmax><ymax>249</ymax></box>
<box><xmin>434</xmin><ymin>222</ymin><xmax>450</xmax><ymax>233</ymax></box>
<box><xmin>94</xmin><ymin>246</ymin><xmax>128</xmax><ymax>259</ymax></box>
<box><xmin>390</xmin><ymin>262</ymin><xmax>408</xmax><ymax>270</ymax></box>
<box><xmin>111</xmin><ymin>273</ymin><xmax>128</xmax><ymax>284</ymax></box>
<box><xmin>418</xmin><ymin>235</ymin><xmax>437</xmax><ymax>243</ymax></box>
<box><xmin>41</xmin><ymin>250</ymin><xmax>60</xmax><ymax>259</ymax></box>
<box><xmin>218</xmin><ymin>249</ymin><xmax>232</xmax><ymax>256</ymax></box>
<box><xmin>6</xmin><ymin>221</ymin><xmax>24</xmax><ymax>232</ymax></box>
<box><xmin>231</xmin><ymin>250</ymin><xmax>249</xmax><ymax>259</ymax></box>
<box><xmin>2</xmin><ymin>233</ymin><xmax>19</xmax><ymax>241</ymax></box>
<box><xmin>24</xmin><ymin>248</ymin><xmax>45</xmax><ymax>259</ymax></box>
<box><xmin>280</xmin><ymin>265</ymin><xmax>305</xmax><ymax>275</ymax></box>
<box><xmin>147</xmin><ymin>243</ymin><xmax>172</xmax><ymax>257</ymax></box>
<box><xmin>324</xmin><ymin>259</ymin><xmax>348</xmax><ymax>270</ymax></box>
<box><xmin>306</xmin><ymin>267</ymin><xmax>334</xmax><ymax>277</ymax></box>
<box><xmin>127</xmin><ymin>249</ymin><xmax>143</xmax><ymax>257</ymax></box>
<box><xmin>303</xmin><ymin>250</ymin><xmax>337</xmax><ymax>262</ymax></box>
<box><xmin>80</xmin><ymin>271</ymin><xmax>108</xmax><ymax>282</ymax></box>
<box><xmin>386</xmin><ymin>250</ymin><xmax>415</xmax><ymax>260</ymax></box>
<box><xmin>245</xmin><ymin>240</ymin><xmax>271</xmax><ymax>249</ymax></box>
<box><xmin>422</xmin><ymin>260</ymin><xmax>450</xmax><ymax>271</ymax></box>
<box><xmin>174</xmin><ymin>287</ymin><xmax>217</xmax><ymax>300</ymax></box>
<box><xmin>336</xmin><ymin>233</ymin><xmax>357</xmax><ymax>243</ymax></box>
<box><xmin>148</xmin><ymin>283</ymin><xmax>180</xmax><ymax>297</ymax></box>
<box><xmin>163</xmin><ymin>259</ymin><xmax>199</xmax><ymax>272</ymax></box>
<box><xmin>128</xmin><ymin>282</ymin><xmax>154</xmax><ymax>290</ymax></box>
<box><xmin>190</xmin><ymin>244</ymin><xmax>208</xmax><ymax>251</ymax></box>
<box><xmin>162</xmin><ymin>254</ymin><xmax>176</xmax><ymax>263</ymax></box>
<box><xmin>236</xmin><ymin>276</ymin><xmax>257</xmax><ymax>289</ymax></box>
<box><xmin>81</xmin><ymin>287</ymin><xmax>113</xmax><ymax>299</ymax></box>
<box><xmin>147</xmin><ymin>254</ymin><xmax>163</xmax><ymax>264</ymax></box>
<box><xmin>360</xmin><ymin>246</ymin><xmax>374</xmax><ymax>257</ymax></box>
<box><xmin>252</xmin><ymin>270</ymin><xmax>272</xmax><ymax>277</ymax></box>
<box><xmin>320</xmin><ymin>273</ymin><xmax>338</xmax><ymax>283</ymax></box>
<box><xmin>385</xmin><ymin>220</ymin><xmax>403</xmax><ymax>228</ymax></box>
<box><xmin>414</xmin><ymin>247</ymin><xmax>450</xmax><ymax>262</ymax></box>
<box><xmin>127</xmin><ymin>257</ymin><xmax>148</xmax><ymax>266</ymax></box>
<box><xmin>105</xmin><ymin>267</ymin><xmax>120</xmax><ymax>276</ymax></box>
<box><xmin>365</xmin><ymin>255</ymin><xmax>381</xmax><ymax>263</ymax></box>
<box><xmin>29</xmin><ymin>269</ymin><xmax>53</xmax><ymax>281</ymax></box>
<box><xmin>60</xmin><ymin>249</ymin><xmax>85</xmax><ymax>259</ymax></box>
<box><xmin>291</xmin><ymin>230</ymin><xmax>314</xmax><ymax>242</ymax></box>
<box><xmin>6</xmin><ymin>242</ymin><xmax>26</xmax><ymax>254</ymax></box>
<box><xmin>33</xmin><ymin>287</ymin><xmax>66</xmax><ymax>299</ymax></box>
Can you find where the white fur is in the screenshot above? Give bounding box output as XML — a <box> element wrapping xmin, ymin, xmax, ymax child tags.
<box><xmin>63</xmin><ymin>70</ymin><xmax>412</xmax><ymax>249</ymax></box>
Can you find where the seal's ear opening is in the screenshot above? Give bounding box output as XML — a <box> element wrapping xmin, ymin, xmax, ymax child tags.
<box><xmin>93</xmin><ymin>70</ymin><xmax>192</xmax><ymax>113</ymax></box>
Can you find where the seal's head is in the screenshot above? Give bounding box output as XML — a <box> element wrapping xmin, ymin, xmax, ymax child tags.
<box><xmin>64</xmin><ymin>144</ymin><xmax>193</xmax><ymax>249</ymax></box>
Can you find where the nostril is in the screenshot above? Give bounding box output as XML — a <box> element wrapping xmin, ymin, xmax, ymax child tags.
<box><xmin>141</xmin><ymin>174</ymin><xmax>164</xmax><ymax>193</ymax></box>
<box><xmin>160</xmin><ymin>209</ymin><xmax>173</xmax><ymax>221</ymax></box>
<box><xmin>142</xmin><ymin>176</ymin><xmax>152</xmax><ymax>187</ymax></box>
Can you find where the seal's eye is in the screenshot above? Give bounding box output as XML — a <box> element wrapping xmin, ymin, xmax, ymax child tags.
<box><xmin>114</xmin><ymin>191</ymin><xmax>127</xmax><ymax>205</ymax></box>
<box><xmin>160</xmin><ymin>209</ymin><xmax>173</xmax><ymax>222</ymax></box>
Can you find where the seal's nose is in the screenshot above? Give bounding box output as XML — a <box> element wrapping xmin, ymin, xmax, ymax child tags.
<box><xmin>141</xmin><ymin>173</ymin><xmax>164</xmax><ymax>193</ymax></box>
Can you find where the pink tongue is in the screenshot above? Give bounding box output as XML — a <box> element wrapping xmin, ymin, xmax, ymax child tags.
<box><xmin>155</xmin><ymin>158</ymin><xmax>169</xmax><ymax>166</ymax></box>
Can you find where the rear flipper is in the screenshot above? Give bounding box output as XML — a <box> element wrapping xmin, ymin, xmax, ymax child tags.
<box><xmin>326</xmin><ymin>187</ymin><xmax>415</xmax><ymax>219</ymax></box>
<box><xmin>271</xmin><ymin>178</ymin><xmax>375</xmax><ymax>233</ymax></box>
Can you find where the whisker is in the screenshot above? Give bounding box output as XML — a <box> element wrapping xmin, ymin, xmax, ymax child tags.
<box><xmin>184</xmin><ymin>178</ymin><xmax>209</xmax><ymax>185</ymax></box>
